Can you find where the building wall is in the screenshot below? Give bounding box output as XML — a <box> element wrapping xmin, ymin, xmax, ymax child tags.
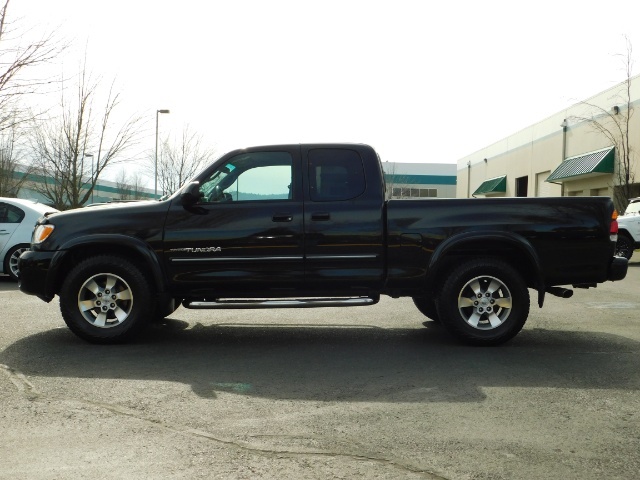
<box><xmin>457</xmin><ymin>74</ymin><xmax>640</xmax><ymax>204</ymax></box>
<box><xmin>382</xmin><ymin>162</ymin><xmax>457</xmax><ymax>199</ymax></box>
<box><xmin>13</xmin><ymin>169</ymin><xmax>155</xmax><ymax>206</ymax></box>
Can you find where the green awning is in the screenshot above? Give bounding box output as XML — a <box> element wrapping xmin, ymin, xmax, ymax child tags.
<box><xmin>473</xmin><ymin>175</ymin><xmax>506</xmax><ymax>196</ymax></box>
<box><xmin>547</xmin><ymin>147</ymin><xmax>615</xmax><ymax>182</ymax></box>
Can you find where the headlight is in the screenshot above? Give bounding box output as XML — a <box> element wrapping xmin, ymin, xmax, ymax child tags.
<box><xmin>33</xmin><ymin>224</ymin><xmax>55</xmax><ymax>244</ymax></box>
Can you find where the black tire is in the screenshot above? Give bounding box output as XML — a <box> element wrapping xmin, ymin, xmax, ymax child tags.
<box><xmin>615</xmin><ymin>233</ymin><xmax>634</xmax><ymax>260</ymax></box>
<box><xmin>59</xmin><ymin>255</ymin><xmax>153</xmax><ymax>344</ymax></box>
<box><xmin>436</xmin><ymin>258</ymin><xmax>530</xmax><ymax>346</ymax></box>
<box><xmin>412</xmin><ymin>296</ymin><xmax>440</xmax><ymax>323</ymax></box>
<box><xmin>4</xmin><ymin>243</ymin><xmax>30</xmax><ymax>281</ymax></box>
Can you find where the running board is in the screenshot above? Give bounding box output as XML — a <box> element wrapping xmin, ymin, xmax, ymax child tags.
<box><xmin>183</xmin><ymin>296</ymin><xmax>379</xmax><ymax>309</ymax></box>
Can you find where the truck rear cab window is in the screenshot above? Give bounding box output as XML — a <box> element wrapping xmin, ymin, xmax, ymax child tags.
<box><xmin>308</xmin><ymin>149</ymin><xmax>365</xmax><ymax>202</ymax></box>
<box><xmin>199</xmin><ymin>151</ymin><xmax>293</xmax><ymax>202</ymax></box>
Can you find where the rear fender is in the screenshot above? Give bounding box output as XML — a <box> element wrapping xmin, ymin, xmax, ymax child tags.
<box><xmin>427</xmin><ymin>231</ymin><xmax>547</xmax><ymax>307</ymax></box>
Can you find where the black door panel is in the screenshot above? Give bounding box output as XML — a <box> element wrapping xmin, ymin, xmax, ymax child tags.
<box><xmin>163</xmin><ymin>148</ymin><xmax>303</xmax><ymax>297</ymax></box>
<box><xmin>164</xmin><ymin>202</ymin><xmax>304</xmax><ymax>295</ymax></box>
<box><xmin>302</xmin><ymin>147</ymin><xmax>385</xmax><ymax>294</ymax></box>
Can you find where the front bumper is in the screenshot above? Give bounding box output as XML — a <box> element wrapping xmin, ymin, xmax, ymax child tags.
<box><xmin>18</xmin><ymin>250</ymin><xmax>57</xmax><ymax>302</ymax></box>
<box><xmin>608</xmin><ymin>256</ymin><xmax>629</xmax><ymax>282</ymax></box>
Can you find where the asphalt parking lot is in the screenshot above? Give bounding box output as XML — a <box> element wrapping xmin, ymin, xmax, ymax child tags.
<box><xmin>1</xmin><ymin>260</ymin><xmax>639</xmax><ymax>479</ymax></box>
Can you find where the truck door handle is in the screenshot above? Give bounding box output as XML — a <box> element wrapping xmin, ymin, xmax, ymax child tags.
<box><xmin>272</xmin><ymin>214</ymin><xmax>293</xmax><ymax>222</ymax></box>
<box><xmin>311</xmin><ymin>212</ymin><xmax>330</xmax><ymax>221</ymax></box>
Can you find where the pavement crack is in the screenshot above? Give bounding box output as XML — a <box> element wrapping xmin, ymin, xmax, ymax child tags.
<box><xmin>1</xmin><ymin>363</ymin><xmax>446</xmax><ymax>479</ymax></box>
<box><xmin>167</xmin><ymin>425</ymin><xmax>446</xmax><ymax>479</ymax></box>
<box><xmin>82</xmin><ymin>401</ymin><xmax>445</xmax><ymax>478</ymax></box>
<box><xmin>0</xmin><ymin>363</ymin><xmax>40</xmax><ymax>400</ymax></box>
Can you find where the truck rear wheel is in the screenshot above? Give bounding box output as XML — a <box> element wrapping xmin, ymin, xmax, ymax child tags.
<box><xmin>59</xmin><ymin>255</ymin><xmax>153</xmax><ymax>344</ymax></box>
<box><xmin>437</xmin><ymin>258</ymin><xmax>529</xmax><ymax>346</ymax></box>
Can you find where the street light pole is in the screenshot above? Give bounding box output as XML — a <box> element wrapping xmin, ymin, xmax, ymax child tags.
<box><xmin>155</xmin><ymin>109</ymin><xmax>170</xmax><ymax>198</ymax></box>
<box><xmin>85</xmin><ymin>153</ymin><xmax>94</xmax><ymax>203</ymax></box>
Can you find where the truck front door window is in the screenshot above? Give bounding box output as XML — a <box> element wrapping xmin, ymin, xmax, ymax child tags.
<box><xmin>163</xmin><ymin>148</ymin><xmax>303</xmax><ymax>296</ymax></box>
<box><xmin>199</xmin><ymin>152</ymin><xmax>293</xmax><ymax>202</ymax></box>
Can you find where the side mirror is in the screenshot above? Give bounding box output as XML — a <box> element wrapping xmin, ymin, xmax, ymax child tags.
<box><xmin>180</xmin><ymin>182</ymin><xmax>201</xmax><ymax>206</ymax></box>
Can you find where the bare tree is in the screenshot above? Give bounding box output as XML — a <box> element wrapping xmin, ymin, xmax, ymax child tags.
<box><xmin>0</xmin><ymin>0</ymin><xmax>62</xmax><ymax>132</ymax></box>
<box><xmin>0</xmin><ymin>118</ymin><xmax>34</xmax><ymax>196</ymax></box>
<box><xmin>29</xmin><ymin>59</ymin><xmax>143</xmax><ymax>209</ymax></box>
<box><xmin>0</xmin><ymin>0</ymin><xmax>62</xmax><ymax>197</ymax></box>
<box><xmin>115</xmin><ymin>168</ymin><xmax>147</xmax><ymax>200</ymax></box>
<box><xmin>152</xmin><ymin>125</ymin><xmax>216</xmax><ymax>197</ymax></box>
<box><xmin>571</xmin><ymin>37</ymin><xmax>636</xmax><ymax>212</ymax></box>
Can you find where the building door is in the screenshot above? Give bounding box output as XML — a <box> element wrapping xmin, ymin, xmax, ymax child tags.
<box><xmin>516</xmin><ymin>176</ymin><xmax>528</xmax><ymax>197</ymax></box>
<box><xmin>536</xmin><ymin>171</ymin><xmax>551</xmax><ymax>197</ymax></box>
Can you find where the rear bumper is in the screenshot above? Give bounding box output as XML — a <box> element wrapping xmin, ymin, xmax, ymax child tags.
<box><xmin>608</xmin><ymin>256</ymin><xmax>628</xmax><ymax>282</ymax></box>
<box><xmin>18</xmin><ymin>250</ymin><xmax>56</xmax><ymax>302</ymax></box>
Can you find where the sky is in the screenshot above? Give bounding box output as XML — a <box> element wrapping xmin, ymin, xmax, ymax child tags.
<box><xmin>10</xmin><ymin>0</ymin><xmax>640</xmax><ymax>182</ymax></box>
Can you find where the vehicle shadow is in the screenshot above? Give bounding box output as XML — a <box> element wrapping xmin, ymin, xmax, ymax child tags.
<box><xmin>2</xmin><ymin>318</ymin><xmax>639</xmax><ymax>403</ymax></box>
<box><xmin>0</xmin><ymin>274</ymin><xmax>17</xmax><ymax>290</ymax></box>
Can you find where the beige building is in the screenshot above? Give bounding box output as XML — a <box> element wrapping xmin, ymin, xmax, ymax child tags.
<box><xmin>457</xmin><ymin>74</ymin><xmax>640</xmax><ymax>211</ymax></box>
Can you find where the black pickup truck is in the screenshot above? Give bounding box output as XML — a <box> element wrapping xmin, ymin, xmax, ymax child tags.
<box><xmin>19</xmin><ymin>143</ymin><xmax>627</xmax><ymax>345</ymax></box>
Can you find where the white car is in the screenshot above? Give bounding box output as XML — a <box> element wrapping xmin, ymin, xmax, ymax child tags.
<box><xmin>0</xmin><ymin>197</ymin><xmax>58</xmax><ymax>281</ymax></box>
<box><xmin>616</xmin><ymin>198</ymin><xmax>640</xmax><ymax>260</ymax></box>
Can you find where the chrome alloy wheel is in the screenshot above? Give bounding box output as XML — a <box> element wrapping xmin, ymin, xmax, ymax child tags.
<box><xmin>457</xmin><ymin>275</ymin><xmax>512</xmax><ymax>330</ymax></box>
<box><xmin>77</xmin><ymin>273</ymin><xmax>133</xmax><ymax>328</ymax></box>
<box><xmin>8</xmin><ymin>246</ymin><xmax>29</xmax><ymax>278</ymax></box>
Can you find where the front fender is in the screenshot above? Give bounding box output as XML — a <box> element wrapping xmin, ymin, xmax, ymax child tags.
<box><xmin>427</xmin><ymin>231</ymin><xmax>547</xmax><ymax>307</ymax></box>
<box><xmin>46</xmin><ymin>234</ymin><xmax>166</xmax><ymax>297</ymax></box>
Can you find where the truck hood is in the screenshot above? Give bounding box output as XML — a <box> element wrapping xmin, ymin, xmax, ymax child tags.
<box><xmin>617</xmin><ymin>213</ymin><xmax>639</xmax><ymax>224</ymax></box>
<box><xmin>39</xmin><ymin>200</ymin><xmax>173</xmax><ymax>250</ymax></box>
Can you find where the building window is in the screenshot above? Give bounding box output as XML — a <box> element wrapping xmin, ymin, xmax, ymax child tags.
<box><xmin>391</xmin><ymin>187</ymin><xmax>437</xmax><ymax>198</ymax></box>
<box><xmin>515</xmin><ymin>176</ymin><xmax>528</xmax><ymax>197</ymax></box>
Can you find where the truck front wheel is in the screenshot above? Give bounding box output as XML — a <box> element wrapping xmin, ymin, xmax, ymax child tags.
<box><xmin>59</xmin><ymin>255</ymin><xmax>153</xmax><ymax>344</ymax></box>
<box><xmin>437</xmin><ymin>258</ymin><xmax>530</xmax><ymax>346</ymax></box>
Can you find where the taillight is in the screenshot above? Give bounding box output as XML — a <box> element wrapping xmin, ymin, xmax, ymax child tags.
<box><xmin>610</xmin><ymin>210</ymin><xmax>619</xmax><ymax>241</ymax></box>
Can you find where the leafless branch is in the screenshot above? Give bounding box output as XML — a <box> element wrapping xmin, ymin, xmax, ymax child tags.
<box><xmin>28</xmin><ymin>58</ymin><xmax>143</xmax><ymax>209</ymax></box>
<box><xmin>149</xmin><ymin>124</ymin><xmax>216</xmax><ymax>197</ymax></box>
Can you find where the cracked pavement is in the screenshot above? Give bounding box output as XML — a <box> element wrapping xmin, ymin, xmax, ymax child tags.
<box><xmin>1</xmin><ymin>261</ymin><xmax>640</xmax><ymax>479</ymax></box>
